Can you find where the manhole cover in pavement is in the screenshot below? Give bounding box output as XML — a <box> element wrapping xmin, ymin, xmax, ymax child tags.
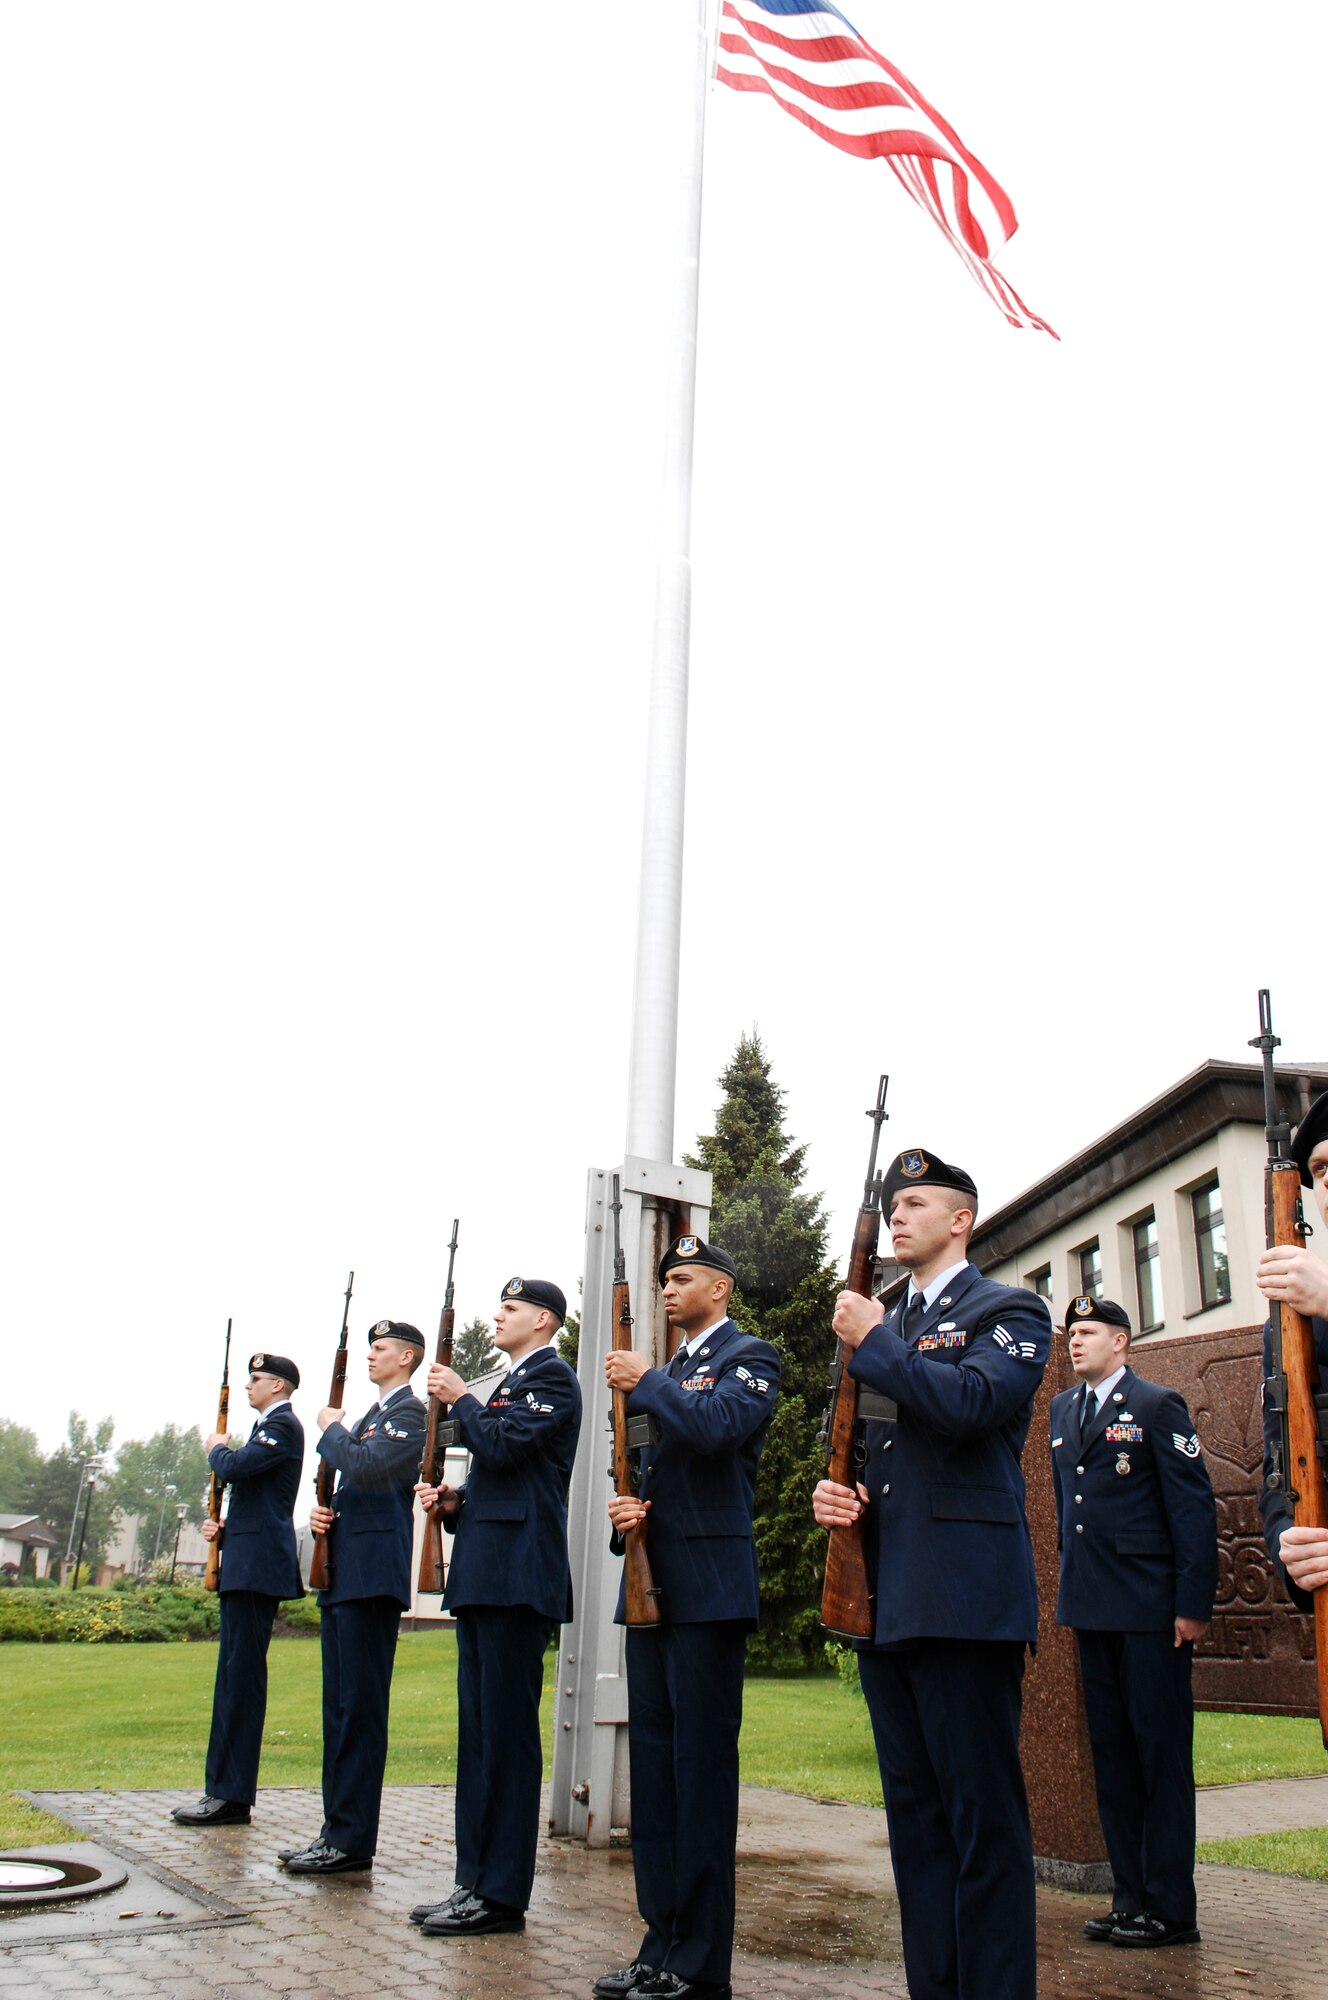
<box><xmin>0</xmin><ymin>1864</ymin><xmax>67</xmax><ymax>1890</ymax></box>
<box><xmin>0</xmin><ymin>1854</ymin><xmax>127</xmax><ymax>1909</ymax></box>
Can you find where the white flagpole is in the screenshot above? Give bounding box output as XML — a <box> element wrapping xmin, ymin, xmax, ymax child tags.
<box><xmin>550</xmin><ymin>8</ymin><xmax>719</xmax><ymax>1847</ymax></box>
<box><xmin>624</xmin><ymin>0</ymin><xmax>713</xmax><ymax>1166</ymax></box>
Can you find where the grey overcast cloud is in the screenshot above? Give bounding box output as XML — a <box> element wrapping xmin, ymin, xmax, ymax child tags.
<box><xmin>3</xmin><ymin>2</ymin><xmax>1322</xmax><ymax>1464</ymax></box>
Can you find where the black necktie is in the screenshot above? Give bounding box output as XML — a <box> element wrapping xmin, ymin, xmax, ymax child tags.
<box><xmin>904</xmin><ymin>1291</ymin><xmax>926</xmax><ymax>1337</ymax></box>
<box><xmin>1083</xmin><ymin>1387</ymin><xmax>1098</xmax><ymax>1428</ymax></box>
<box><xmin>668</xmin><ymin>1345</ymin><xmax>690</xmax><ymax>1379</ymax></box>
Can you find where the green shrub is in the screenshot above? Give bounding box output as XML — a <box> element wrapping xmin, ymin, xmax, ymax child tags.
<box><xmin>0</xmin><ymin>1584</ymin><xmax>221</xmax><ymax>1643</ymax></box>
<box><xmin>276</xmin><ymin>1596</ymin><xmax>321</xmax><ymax>1635</ymax></box>
<box><xmin>825</xmin><ymin>1640</ymin><xmax>863</xmax><ymax>1697</ymax></box>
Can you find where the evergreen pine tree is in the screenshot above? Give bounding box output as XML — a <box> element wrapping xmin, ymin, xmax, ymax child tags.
<box><xmin>686</xmin><ymin>1032</ymin><xmax>840</xmax><ymax>1667</ymax></box>
<box><xmin>451</xmin><ymin>1316</ymin><xmax>501</xmax><ymax>1383</ymax></box>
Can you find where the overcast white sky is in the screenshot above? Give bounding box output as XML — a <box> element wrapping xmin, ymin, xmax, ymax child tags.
<box><xmin>3</xmin><ymin>3</ymin><xmax>1322</xmax><ymax>1466</ymax></box>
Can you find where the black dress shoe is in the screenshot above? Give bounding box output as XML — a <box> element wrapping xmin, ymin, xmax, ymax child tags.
<box><xmin>283</xmin><ymin>1845</ymin><xmax>373</xmax><ymax>1875</ymax></box>
<box><xmin>1111</xmin><ymin>1913</ymin><xmax>1201</xmax><ymax>1947</ymax></box>
<box><xmin>1083</xmin><ymin>1908</ymin><xmax>1136</xmax><ymax>1941</ymax></box>
<box><xmin>420</xmin><ymin>1894</ymin><xmax>525</xmax><ymax>1936</ymax></box>
<box><xmin>410</xmin><ymin>1886</ymin><xmax>474</xmax><ymax>1924</ymax></box>
<box><xmin>171</xmin><ymin>1796</ymin><xmax>251</xmax><ymax>1827</ymax></box>
<box><xmin>592</xmin><ymin>1964</ymin><xmax>657</xmax><ymax>1998</ymax></box>
<box><xmin>626</xmin><ymin>1976</ymin><xmax>732</xmax><ymax>2000</ymax></box>
<box><xmin>277</xmin><ymin>1838</ymin><xmax>327</xmax><ymax>1864</ymax></box>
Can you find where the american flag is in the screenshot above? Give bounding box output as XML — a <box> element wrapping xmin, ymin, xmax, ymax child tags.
<box><xmin>717</xmin><ymin>0</ymin><xmax>1055</xmax><ymax>337</ymax></box>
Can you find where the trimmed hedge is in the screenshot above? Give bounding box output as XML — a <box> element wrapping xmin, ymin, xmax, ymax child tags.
<box><xmin>0</xmin><ymin>1582</ymin><xmax>315</xmax><ymax>1643</ymax></box>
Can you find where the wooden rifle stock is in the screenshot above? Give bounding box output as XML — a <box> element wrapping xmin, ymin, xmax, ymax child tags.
<box><xmin>610</xmin><ymin>1176</ymin><xmax>661</xmax><ymax>1626</ymax></box>
<box><xmin>203</xmin><ymin>1316</ymin><xmax>233</xmax><ymax>1593</ymax></box>
<box><xmin>308</xmin><ymin>1270</ymin><xmax>354</xmax><ymax>1594</ymax></box>
<box><xmin>1252</xmin><ymin>991</ymin><xmax>1328</xmax><ymax>1750</ymax></box>
<box><xmin>418</xmin><ymin>1220</ymin><xmax>460</xmax><ymax>1597</ymax></box>
<box><xmin>821</xmin><ymin>1076</ymin><xmax>890</xmax><ymax>1641</ymax></box>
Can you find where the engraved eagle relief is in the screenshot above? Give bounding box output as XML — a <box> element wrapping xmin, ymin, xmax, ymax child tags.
<box><xmin>1193</xmin><ymin>1356</ymin><xmax>1264</xmax><ymax>1479</ymax></box>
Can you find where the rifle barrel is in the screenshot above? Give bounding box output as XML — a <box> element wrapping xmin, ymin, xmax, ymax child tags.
<box><xmin>203</xmin><ymin>1316</ymin><xmax>233</xmax><ymax>1594</ymax></box>
<box><xmin>418</xmin><ymin>1222</ymin><xmax>460</xmax><ymax>1597</ymax></box>
<box><xmin>821</xmin><ymin>1078</ymin><xmax>888</xmax><ymax>1641</ymax></box>
<box><xmin>610</xmin><ymin>1173</ymin><xmax>661</xmax><ymax>1627</ymax></box>
<box><xmin>308</xmin><ymin>1272</ymin><xmax>353</xmax><ymax>1594</ymax></box>
<box><xmin>1251</xmin><ymin>993</ymin><xmax>1328</xmax><ymax>1751</ymax></box>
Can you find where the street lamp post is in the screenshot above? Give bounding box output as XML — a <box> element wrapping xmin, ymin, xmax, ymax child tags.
<box><xmin>71</xmin><ymin>1468</ymin><xmax>99</xmax><ymax>1590</ymax></box>
<box><xmin>61</xmin><ymin>1453</ymin><xmax>89</xmax><ymax>1581</ymax></box>
<box><xmin>169</xmin><ymin>1504</ymin><xmax>188</xmax><ymax>1585</ymax></box>
<box><xmin>152</xmin><ymin>1483</ymin><xmax>177</xmax><ymax>1564</ymax></box>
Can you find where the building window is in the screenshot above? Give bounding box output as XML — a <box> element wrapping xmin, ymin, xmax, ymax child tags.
<box><xmin>1027</xmin><ymin>1265</ymin><xmax>1052</xmax><ymax>1301</ymax></box>
<box><xmin>1077</xmin><ymin>1240</ymin><xmax>1102</xmax><ymax>1299</ymax></box>
<box><xmin>1133</xmin><ymin>1212</ymin><xmax>1164</xmax><ymax>1333</ymax></box>
<box><xmin>1192</xmin><ymin>1180</ymin><xmax>1231</xmax><ymax>1310</ymax></box>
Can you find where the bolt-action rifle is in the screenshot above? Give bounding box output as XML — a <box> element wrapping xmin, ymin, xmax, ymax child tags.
<box><xmin>308</xmin><ymin>1270</ymin><xmax>354</xmax><ymax>1594</ymax></box>
<box><xmin>202</xmin><ymin>1317</ymin><xmax>233</xmax><ymax>1593</ymax></box>
<box><xmin>417</xmin><ymin>1220</ymin><xmax>460</xmax><ymax>1596</ymax></box>
<box><xmin>1251</xmin><ymin>990</ymin><xmax>1328</xmax><ymax>1750</ymax></box>
<box><xmin>609</xmin><ymin>1175</ymin><xmax>662</xmax><ymax>1626</ymax></box>
<box><xmin>820</xmin><ymin>1076</ymin><xmax>890</xmax><ymax>1640</ymax></box>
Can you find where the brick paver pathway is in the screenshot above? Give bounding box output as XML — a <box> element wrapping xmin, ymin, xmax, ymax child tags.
<box><xmin>0</xmin><ymin>1785</ymin><xmax>1322</xmax><ymax>1999</ymax></box>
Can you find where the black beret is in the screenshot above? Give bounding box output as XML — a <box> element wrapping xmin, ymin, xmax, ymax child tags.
<box><xmin>882</xmin><ymin>1150</ymin><xmax>979</xmax><ymax>1204</ymax></box>
<box><xmin>249</xmin><ymin>1351</ymin><xmax>300</xmax><ymax>1390</ymax></box>
<box><xmin>657</xmin><ymin>1235</ymin><xmax>739</xmax><ymax>1285</ymax></box>
<box><xmin>1292</xmin><ymin>1090</ymin><xmax>1328</xmax><ymax>1188</ymax></box>
<box><xmin>368</xmin><ymin>1319</ymin><xmax>425</xmax><ymax>1349</ymax></box>
<box><xmin>1065</xmin><ymin>1295</ymin><xmax>1132</xmax><ymax>1333</ymax></box>
<box><xmin>499</xmin><ymin>1277</ymin><xmax>567</xmax><ymax>1324</ymax></box>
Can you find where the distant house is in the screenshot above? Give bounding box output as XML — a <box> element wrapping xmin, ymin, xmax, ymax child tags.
<box><xmin>99</xmin><ymin>1511</ymin><xmax>211</xmax><ymax>1582</ymax></box>
<box><xmin>0</xmin><ymin>1514</ymin><xmax>60</xmax><ymax>1580</ymax></box>
<box><xmin>968</xmin><ymin>1058</ymin><xmax>1328</xmax><ymax>1335</ymax></box>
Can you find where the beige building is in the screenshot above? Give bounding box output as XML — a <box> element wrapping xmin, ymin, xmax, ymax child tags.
<box><xmin>0</xmin><ymin>1514</ymin><xmax>60</xmax><ymax>1579</ymax></box>
<box><xmin>968</xmin><ymin>1058</ymin><xmax>1328</xmax><ymax>1338</ymax></box>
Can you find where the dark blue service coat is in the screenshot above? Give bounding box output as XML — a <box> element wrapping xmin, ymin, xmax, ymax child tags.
<box><xmin>316</xmin><ymin>1388</ymin><xmax>427</xmax><ymax>1609</ymax></box>
<box><xmin>848</xmin><ymin>1263</ymin><xmax>1050</xmax><ymax>2000</ymax></box>
<box><xmin>614</xmin><ymin>1318</ymin><xmax>780</xmax><ymax>1990</ymax></box>
<box><xmin>850</xmin><ymin>1263</ymin><xmax>1051</xmax><ymax>1646</ymax></box>
<box><xmin>1052</xmin><ymin>1365</ymin><xmax>1216</xmax><ymax>1928</ymax></box>
<box><xmin>313</xmin><ymin>1385</ymin><xmax>426</xmax><ymax>1859</ymax></box>
<box><xmin>615</xmin><ymin>1317</ymin><xmax>780</xmax><ymax>1628</ymax></box>
<box><xmin>207</xmin><ymin>1402</ymin><xmax>305</xmax><ymax>1600</ymax></box>
<box><xmin>443</xmin><ymin>1345</ymin><xmax>582</xmax><ymax>1624</ymax></box>
<box><xmin>1256</xmin><ymin>1320</ymin><xmax>1328</xmax><ymax>1616</ymax></box>
<box><xmin>199</xmin><ymin>1400</ymin><xmax>305</xmax><ymax>1805</ymax></box>
<box><xmin>1051</xmin><ymin>1366</ymin><xmax>1217</xmax><ymax>1630</ymax></box>
<box><xmin>437</xmin><ymin>1344</ymin><xmax>582</xmax><ymax>1913</ymax></box>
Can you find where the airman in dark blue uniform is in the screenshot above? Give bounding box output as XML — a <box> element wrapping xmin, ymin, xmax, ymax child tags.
<box><xmin>594</xmin><ymin>1234</ymin><xmax>781</xmax><ymax>2000</ymax></box>
<box><xmin>279</xmin><ymin>1318</ymin><xmax>427</xmax><ymax>1875</ymax></box>
<box><xmin>814</xmin><ymin>1149</ymin><xmax>1050</xmax><ymax>2000</ymax></box>
<box><xmin>1051</xmin><ymin>1295</ymin><xmax>1216</xmax><ymax>1949</ymax></box>
<box><xmin>412</xmin><ymin>1276</ymin><xmax>582</xmax><ymax>1938</ymax></box>
<box><xmin>172</xmin><ymin>1351</ymin><xmax>304</xmax><ymax>1828</ymax></box>
<box><xmin>1260</xmin><ymin>1091</ymin><xmax>1328</xmax><ymax>1625</ymax></box>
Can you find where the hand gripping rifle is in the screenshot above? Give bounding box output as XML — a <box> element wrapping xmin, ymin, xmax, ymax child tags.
<box><xmin>820</xmin><ymin>1076</ymin><xmax>890</xmax><ymax>1640</ymax></box>
<box><xmin>308</xmin><ymin>1270</ymin><xmax>354</xmax><ymax>1594</ymax></box>
<box><xmin>417</xmin><ymin>1219</ymin><xmax>460</xmax><ymax>1596</ymax></box>
<box><xmin>610</xmin><ymin>1174</ymin><xmax>661</xmax><ymax>1625</ymax></box>
<box><xmin>202</xmin><ymin>1317</ymin><xmax>233</xmax><ymax>1593</ymax></box>
<box><xmin>1251</xmin><ymin>990</ymin><xmax>1328</xmax><ymax>1749</ymax></box>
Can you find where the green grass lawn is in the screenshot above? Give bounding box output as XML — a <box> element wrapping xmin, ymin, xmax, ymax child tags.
<box><xmin>1192</xmin><ymin>1711</ymin><xmax>1328</xmax><ymax>1787</ymax></box>
<box><xmin>2</xmin><ymin>1641</ymin><xmax>1326</xmax><ymax>1860</ymax></box>
<box><xmin>1197</xmin><ymin>1828</ymin><xmax>1328</xmax><ymax>1880</ymax></box>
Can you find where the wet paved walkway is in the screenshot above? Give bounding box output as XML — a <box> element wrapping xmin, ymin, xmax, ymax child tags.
<box><xmin>0</xmin><ymin>1781</ymin><xmax>1323</xmax><ymax>1999</ymax></box>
